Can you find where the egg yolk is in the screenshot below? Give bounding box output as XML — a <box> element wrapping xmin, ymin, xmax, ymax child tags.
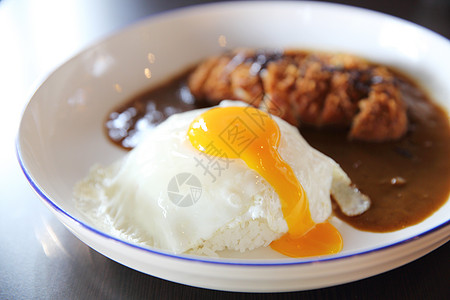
<box><xmin>187</xmin><ymin>106</ymin><xmax>342</xmax><ymax>257</ymax></box>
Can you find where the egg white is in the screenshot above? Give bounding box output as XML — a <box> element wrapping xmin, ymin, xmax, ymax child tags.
<box><xmin>75</xmin><ymin>101</ymin><xmax>369</xmax><ymax>256</ymax></box>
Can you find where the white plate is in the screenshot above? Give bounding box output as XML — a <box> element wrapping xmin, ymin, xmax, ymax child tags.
<box><xmin>17</xmin><ymin>1</ymin><xmax>450</xmax><ymax>292</ymax></box>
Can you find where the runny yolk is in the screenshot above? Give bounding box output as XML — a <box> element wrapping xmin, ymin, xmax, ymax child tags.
<box><xmin>187</xmin><ymin>106</ymin><xmax>343</xmax><ymax>257</ymax></box>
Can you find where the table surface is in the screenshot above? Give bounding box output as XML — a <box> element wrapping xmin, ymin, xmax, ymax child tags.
<box><xmin>1</xmin><ymin>0</ymin><xmax>449</xmax><ymax>299</ymax></box>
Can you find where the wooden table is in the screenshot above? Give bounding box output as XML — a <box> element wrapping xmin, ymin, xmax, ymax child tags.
<box><xmin>1</xmin><ymin>0</ymin><xmax>448</xmax><ymax>298</ymax></box>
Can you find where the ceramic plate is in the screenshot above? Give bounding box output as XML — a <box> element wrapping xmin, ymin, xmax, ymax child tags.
<box><xmin>17</xmin><ymin>1</ymin><xmax>449</xmax><ymax>292</ymax></box>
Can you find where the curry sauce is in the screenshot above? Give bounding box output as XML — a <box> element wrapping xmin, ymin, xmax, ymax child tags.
<box><xmin>105</xmin><ymin>66</ymin><xmax>450</xmax><ymax>233</ymax></box>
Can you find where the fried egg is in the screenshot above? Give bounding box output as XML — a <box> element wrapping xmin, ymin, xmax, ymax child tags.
<box><xmin>75</xmin><ymin>101</ymin><xmax>369</xmax><ymax>257</ymax></box>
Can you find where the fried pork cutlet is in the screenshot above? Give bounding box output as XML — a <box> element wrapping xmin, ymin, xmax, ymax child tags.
<box><xmin>188</xmin><ymin>49</ymin><xmax>408</xmax><ymax>142</ymax></box>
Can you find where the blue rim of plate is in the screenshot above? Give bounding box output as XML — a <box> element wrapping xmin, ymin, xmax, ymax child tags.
<box><xmin>16</xmin><ymin>142</ymin><xmax>450</xmax><ymax>267</ymax></box>
<box><xmin>15</xmin><ymin>1</ymin><xmax>450</xmax><ymax>267</ymax></box>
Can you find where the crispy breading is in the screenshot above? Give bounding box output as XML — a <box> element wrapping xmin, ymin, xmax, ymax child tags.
<box><xmin>189</xmin><ymin>49</ymin><xmax>408</xmax><ymax>142</ymax></box>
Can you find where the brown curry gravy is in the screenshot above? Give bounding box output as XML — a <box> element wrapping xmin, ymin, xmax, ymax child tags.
<box><xmin>105</xmin><ymin>67</ymin><xmax>450</xmax><ymax>233</ymax></box>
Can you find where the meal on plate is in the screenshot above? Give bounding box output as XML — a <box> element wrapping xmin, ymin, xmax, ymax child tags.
<box><xmin>75</xmin><ymin>48</ymin><xmax>450</xmax><ymax>258</ymax></box>
<box><xmin>75</xmin><ymin>101</ymin><xmax>369</xmax><ymax>257</ymax></box>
